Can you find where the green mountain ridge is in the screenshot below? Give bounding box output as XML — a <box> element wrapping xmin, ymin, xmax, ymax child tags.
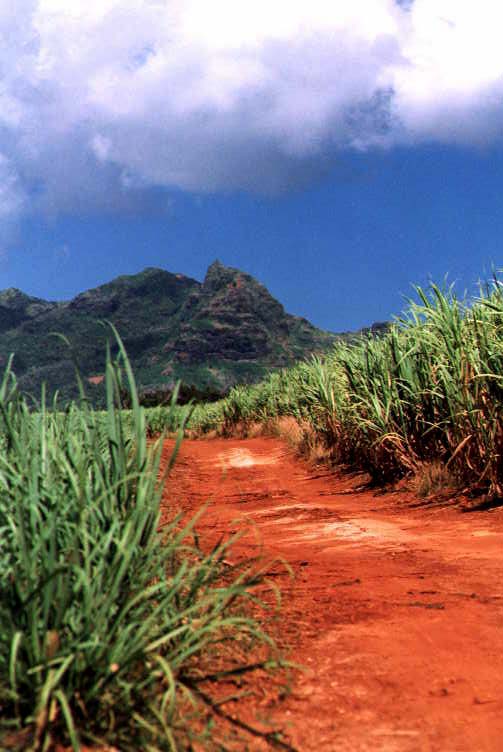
<box><xmin>0</xmin><ymin>261</ymin><xmax>341</xmax><ymax>403</ymax></box>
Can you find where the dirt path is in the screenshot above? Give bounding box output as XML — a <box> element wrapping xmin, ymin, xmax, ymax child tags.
<box><xmin>160</xmin><ymin>438</ymin><xmax>503</xmax><ymax>752</ymax></box>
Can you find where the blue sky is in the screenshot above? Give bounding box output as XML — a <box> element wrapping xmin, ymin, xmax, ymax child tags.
<box><xmin>0</xmin><ymin>2</ymin><xmax>502</xmax><ymax>332</ymax></box>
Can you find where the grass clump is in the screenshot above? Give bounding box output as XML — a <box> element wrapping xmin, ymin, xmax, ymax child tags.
<box><xmin>0</xmin><ymin>337</ymin><xmax>281</xmax><ymax>751</ymax></box>
<box><xmin>192</xmin><ymin>275</ymin><xmax>503</xmax><ymax>499</ymax></box>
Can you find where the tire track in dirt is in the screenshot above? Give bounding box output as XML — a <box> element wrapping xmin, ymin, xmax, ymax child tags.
<box><xmin>160</xmin><ymin>438</ymin><xmax>503</xmax><ymax>752</ymax></box>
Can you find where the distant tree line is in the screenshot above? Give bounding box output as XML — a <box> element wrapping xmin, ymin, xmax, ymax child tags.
<box><xmin>120</xmin><ymin>383</ymin><xmax>226</xmax><ymax>409</ymax></box>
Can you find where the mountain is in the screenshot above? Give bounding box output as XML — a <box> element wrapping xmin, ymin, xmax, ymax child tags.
<box><xmin>0</xmin><ymin>288</ymin><xmax>60</xmax><ymax>332</ymax></box>
<box><xmin>0</xmin><ymin>261</ymin><xmax>338</xmax><ymax>403</ymax></box>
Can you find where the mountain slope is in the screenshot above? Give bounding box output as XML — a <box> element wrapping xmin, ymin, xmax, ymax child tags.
<box><xmin>0</xmin><ymin>262</ymin><xmax>337</xmax><ymax>403</ymax></box>
<box><xmin>163</xmin><ymin>261</ymin><xmax>336</xmax><ymax>386</ymax></box>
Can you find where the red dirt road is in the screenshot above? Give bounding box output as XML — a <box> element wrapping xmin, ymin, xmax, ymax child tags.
<box><xmin>160</xmin><ymin>437</ymin><xmax>503</xmax><ymax>752</ymax></box>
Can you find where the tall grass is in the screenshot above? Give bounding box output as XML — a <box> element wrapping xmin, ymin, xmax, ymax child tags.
<box><xmin>189</xmin><ymin>277</ymin><xmax>503</xmax><ymax>498</ymax></box>
<box><xmin>0</xmin><ymin>338</ymin><xmax>281</xmax><ymax>751</ymax></box>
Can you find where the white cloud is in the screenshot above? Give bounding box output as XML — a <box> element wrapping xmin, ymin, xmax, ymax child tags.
<box><xmin>0</xmin><ymin>154</ymin><xmax>26</xmax><ymax>254</ymax></box>
<box><xmin>0</xmin><ymin>156</ymin><xmax>25</xmax><ymax>218</ymax></box>
<box><xmin>0</xmin><ymin>0</ymin><xmax>502</xmax><ymax>226</ymax></box>
<box><xmin>392</xmin><ymin>0</ymin><xmax>503</xmax><ymax>143</ymax></box>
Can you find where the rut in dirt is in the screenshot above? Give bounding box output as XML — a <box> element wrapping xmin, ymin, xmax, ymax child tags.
<box><xmin>160</xmin><ymin>437</ymin><xmax>503</xmax><ymax>752</ymax></box>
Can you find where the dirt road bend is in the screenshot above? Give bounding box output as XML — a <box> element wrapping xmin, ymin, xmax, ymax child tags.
<box><xmin>159</xmin><ymin>438</ymin><xmax>503</xmax><ymax>752</ymax></box>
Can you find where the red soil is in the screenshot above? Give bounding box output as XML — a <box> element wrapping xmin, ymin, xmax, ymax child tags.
<box><xmin>87</xmin><ymin>375</ymin><xmax>104</xmax><ymax>385</ymax></box>
<box><xmin>160</xmin><ymin>437</ymin><xmax>503</xmax><ymax>752</ymax></box>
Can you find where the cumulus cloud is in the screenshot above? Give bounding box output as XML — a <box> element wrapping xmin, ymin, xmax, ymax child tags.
<box><xmin>0</xmin><ymin>0</ymin><xmax>502</xmax><ymax>225</ymax></box>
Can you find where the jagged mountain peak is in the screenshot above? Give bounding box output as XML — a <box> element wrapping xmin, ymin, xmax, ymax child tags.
<box><xmin>0</xmin><ymin>262</ymin><xmax>338</xmax><ymax>402</ymax></box>
<box><xmin>202</xmin><ymin>260</ymin><xmax>241</xmax><ymax>292</ymax></box>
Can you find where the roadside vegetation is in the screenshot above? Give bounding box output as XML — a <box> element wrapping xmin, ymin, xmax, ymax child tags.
<box><xmin>2</xmin><ymin>274</ymin><xmax>500</xmax><ymax>747</ymax></box>
<box><xmin>168</xmin><ymin>278</ymin><xmax>503</xmax><ymax>500</ymax></box>
<box><xmin>0</xmin><ymin>338</ymin><xmax>283</xmax><ymax>751</ymax></box>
